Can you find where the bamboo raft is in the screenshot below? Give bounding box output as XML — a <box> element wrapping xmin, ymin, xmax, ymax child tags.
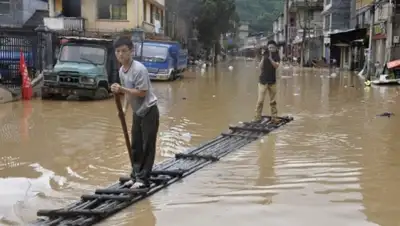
<box><xmin>32</xmin><ymin>115</ymin><xmax>293</xmax><ymax>226</ymax></box>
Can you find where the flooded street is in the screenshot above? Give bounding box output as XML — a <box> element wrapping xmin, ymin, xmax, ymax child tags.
<box><xmin>1</xmin><ymin>60</ymin><xmax>400</xmax><ymax>226</ymax></box>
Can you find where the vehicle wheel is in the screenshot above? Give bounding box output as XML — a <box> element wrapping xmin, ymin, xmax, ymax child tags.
<box><xmin>94</xmin><ymin>87</ymin><xmax>109</xmax><ymax>100</ymax></box>
<box><xmin>169</xmin><ymin>72</ymin><xmax>175</xmax><ymax>81</ymax></box>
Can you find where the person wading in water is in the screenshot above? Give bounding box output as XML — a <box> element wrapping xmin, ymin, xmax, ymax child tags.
<box><xmin>111</xmin><ymin>37</ymin><xmax>160</xmax><ymax>189</ymax></box>
<box><xmin>254</xmin><ymin>40</ymin><xmax>281</xmax><ymax>123</ymax></box>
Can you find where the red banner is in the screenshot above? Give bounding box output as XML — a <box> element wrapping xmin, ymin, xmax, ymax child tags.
<box><xmin>20</xmin><ymin>49</ymin><xmax>33</xmax><ymax>100</ymax></box>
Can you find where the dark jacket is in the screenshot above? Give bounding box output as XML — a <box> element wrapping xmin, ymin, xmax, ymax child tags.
<box><xmin>259</xmin><ymin>50</ymin><xmax>281</xmax><ymax>85</ymax></box>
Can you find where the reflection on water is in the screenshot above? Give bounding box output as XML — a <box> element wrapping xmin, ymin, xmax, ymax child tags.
<box><xmin>0</xmin><ymin>61</ymin><xmax>400</xmax><ymax>225</ymax></box>
<box><xmin>98</xmin><ymin>199</ymin><xmax>156</xmax><ymax>226</ymax></box>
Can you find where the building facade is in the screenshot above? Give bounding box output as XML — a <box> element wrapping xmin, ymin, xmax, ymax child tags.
<box><xmin>357</xmin><ymin>0</ymin><xmax>399</xmax><ymax>74</ymax></box>
<box><xmin>330</xmin><ymin>0</ymin><xmax>399</xmax><ymax>73</ymax></box>
<box><xmin>272</xmin><ymin>14</ymin><xmax>285</xmax><ymax>57</ymax></box>
<box><xmin>276</xmin><ymin>0</ymin><xmax>398</xmax><ymax>71</ymax></box>
<box><xmin>321</xmin><ymin>0</ymin><xmax>352</xmax><ymax>69</ymax></box>
<box><xmin>45</xmin><ymin>0</ymin><xmax>165</xmax><ymax>34</ymax></box>
<box><xmin>287</xmin><ymin>0</ymin><xmax>324</xmax><ymax>64</ymax></box>
<box><xmin>0</xmin><ymin>0</ymin><xmax>48</xmax><ymax>27</ymax></box>
<box><xmin>238</xmin><ymin>22</ymin><xmax>250</xmax><ymax>45</ymax></box>
<box><xmin>164</xmin><ymin>0</ymin><xmax>198</xmax><ymax>52</ymax></box>
<box><xmin>356</xmin><ymin>0</ymin><xmax>395</xmax><ymax>66</ymax></box>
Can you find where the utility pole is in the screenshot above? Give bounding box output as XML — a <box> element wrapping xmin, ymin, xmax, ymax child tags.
<box><xmin>285</xmin><ymin>0</ymin><xmax>289</xmax><ymax>59</ymax></box>
<box><xmin>386</xmin><ymin>0</ymin><xmax>394</xmax><ymax>62</ymax></box>
<box><xmin>366</xmin><ymin>1</ymin><xmax>376</xmax><ymax>80</ymax></box>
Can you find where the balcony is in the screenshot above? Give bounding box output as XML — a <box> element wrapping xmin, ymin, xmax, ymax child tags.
<box><xmin>142</xmin><ymin>21</ymin><xmax>155</xmax><ymax>33</ymax></box>
<box><xmin>313</xmin><ymin>27</ymin><xmax>323</xmax><ymax>37</ymax></box>
<box><xmin>289</xmin><ymin>26</ymin><xmax>297</xmax><ymax>40</ymax></box>
<box><xmin>142</xmin><ymin>21</ymin><xmax>164</xmax><ymax>34</ymax></box>
<box><xmin>146</xmin><ymin>0</ymin><xmax>165</xmax><ymax>9</ymax></box>
<box><xmin>294</xmin><ymin>27</ymin><xmax>323</xmax><ymax>41</ymax></box>
<box><xmin>43</xmin><ymin>17</ymin><xmax>85</xmax><ymax>31</ymax></box>
<box><xmin>289</xmin><ymin>0</ymin><xmax>323</xmax><ymax>11</ymax></box>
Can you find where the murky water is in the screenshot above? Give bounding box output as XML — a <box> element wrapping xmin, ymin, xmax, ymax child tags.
<box><xmin>1</xmin><ymin>60</ymin><xmax>400</xmax><ymax>226</ymax></box>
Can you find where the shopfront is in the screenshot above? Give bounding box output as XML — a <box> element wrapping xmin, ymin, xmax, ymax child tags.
<box><xmin>372</xmin><ymin>22</ymin><xmax>387</xmax><ymax>66</ymax></box>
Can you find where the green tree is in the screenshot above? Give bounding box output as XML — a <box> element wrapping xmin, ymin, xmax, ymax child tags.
<box><xmin>194</xmin><ymin>0</ymin><xmax>238</xmax><ymax>63</ymax></box>
<box><xmin>235</xmin><ymin>0</ymin><xmax>283</xmax><ymax>33</ymax></box>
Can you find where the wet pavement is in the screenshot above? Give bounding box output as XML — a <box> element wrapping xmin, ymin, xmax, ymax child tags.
<box><xmin>1</xmin><ymin>60</ymin><xmax>400</xmax><ymax>226</ymax></box>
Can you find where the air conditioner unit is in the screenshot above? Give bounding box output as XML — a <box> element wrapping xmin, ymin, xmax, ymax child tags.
<box><xmin>394</xmin><ymin>36</ymin><xmax>399</xmax><ymax>44</ymax></box>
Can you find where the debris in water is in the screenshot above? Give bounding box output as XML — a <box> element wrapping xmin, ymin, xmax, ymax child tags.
<box><xmin>228</xmin><ymin>66</ymin><xmax>233</xmax><ymax>70</ymax></box>
<box><xmin>181</xmin><ymin>132</ymin><xmax>192</xmax><ymax>142</ymax></box>
<box><xmin>376</xmin><ymin>112</ymin><xmax>395</xmax><ymax>118</ymax></box>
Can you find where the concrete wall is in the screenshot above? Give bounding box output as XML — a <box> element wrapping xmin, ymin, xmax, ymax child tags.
<box><xmin>0</xmin><ymin>0</ymin><xmax>47</xmax><ymax>27</ymax></box>
<box><xmin>331</xmin><ymin>0</ymin><xmax>351</xmax><ymax>30</ymax></box>
<box><xmin>23</xmin><ymin>0</ymin><xmax>47</xmax><ymax>22</ymax></box>
<box><xmin>294</xmin><ymin>9</ymin><xmax>323</xmax><ymax>30</ymax></box>
<box><xmin>322</xmin><ymin>0</ymin><xmax>351</xmax><ymax>31</ymax></box>
<box><xmin>81</xmin><ymin>0</ymin><xmax>164</xmax><ymax>32</ymax></box>
<box><xmin>82</xmin><ymin>0</ymin><xmax>138</xmax><ymax>31</ymax></box>
<box><xmin>349</xmin><ymin>0</ymin><xmax>357</xmax><ymax>28</ymax></box>
<box><xmin>307</xmin><ymin>37</ymin><xmax>324</xmax><ymax>59</ymax></box>
<box><xmin>0</xmin><ymin>0</ymin><xmax>25</xmax><ymax>27</ymax></box>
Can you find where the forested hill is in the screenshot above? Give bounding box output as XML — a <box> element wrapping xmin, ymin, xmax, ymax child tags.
<box><xmin>235</xmin><ymin>0</ymin><xmax>283</xmax><ymax>33</ymax></box>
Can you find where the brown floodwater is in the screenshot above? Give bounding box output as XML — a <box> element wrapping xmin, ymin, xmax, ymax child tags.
<box><xmin>1</xmin><ymin>60</ymin><xmax>400</xmax><ymax>226</ymax></box>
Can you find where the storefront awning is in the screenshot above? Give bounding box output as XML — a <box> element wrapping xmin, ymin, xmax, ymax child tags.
<box><xmin>387</xmin><ymin>59</ymin><xmax>400</xmax><ymax>69</ymax></box>
<box><xmin>330</xmin><ymin>28</ymin><xmax>367</xmax><ymax>45</ymax></box>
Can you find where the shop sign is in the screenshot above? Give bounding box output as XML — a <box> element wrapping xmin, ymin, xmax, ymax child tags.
<box><xmin>373</xmin><ymin>23</ymin><xmax>386</xmax><ymax>39</ymax></box>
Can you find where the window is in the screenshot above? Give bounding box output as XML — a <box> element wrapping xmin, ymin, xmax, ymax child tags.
<box><xmin>150</xmin><ymin>4</ymin><xmax>154</xmax><ymax>24</ymax></box>
<box><xmin>143</xmin><ymin>0</ymin><xmax>147</xmax><ymax>22</ymax></box>
<box><xmin>324</xmin><ymin>14</ymin><xmax>330</xmax><ymax>31</ymax></box>
<box><xmin>360</xmin><ymin>14</ymin><xmax>364</xmax><ymax>27</ymax></box>
<box><xmin>137</xmin><ymin>45</ymin><xmax>168</xmax><ymax>62</ymax></box>
<box><xmin>59</xmin><ymin>45</ymin><xmax>106</xmax><ymax>65</ymax></box>
<box><xmin>97</xmin><ymin>0</ymin><xmax>127</xmax><ymax>20</ymax></box>
<box><xmin>290</xmin><ymin>17</ymin><xmax>295</xmax><ymax>26</ymax></box>
<box><xmin>364</xmin><ymin>11</ymin><xmax>370</xmax><ymax>24</ymax></box>
<box><xmin>308</xmin><ymin>10</ymin><xmax>314</xmax><ymax>21</ymax></box>
<box><xmin>0</xmin><ymin>0</ymin><xmax>10</xmax><ymax>15</ymax></box>
<box><xmin>160</xmin><ymin>11</ymin><xmax>163</xmax><ymax>27</ymax></box>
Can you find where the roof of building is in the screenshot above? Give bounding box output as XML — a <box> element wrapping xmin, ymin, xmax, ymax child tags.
<box><xmin>24</xmin><ymin>10</ymin><xmax>49</xmax><ymax>28</ymax></box>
